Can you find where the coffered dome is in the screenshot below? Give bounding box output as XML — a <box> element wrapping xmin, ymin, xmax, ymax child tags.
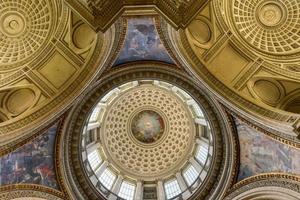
<box><xmin>62</xmin><ymin>65</ymin><xmax>237</xmax><ymax>200</ymax></box>
<box><xmin>82</xmin><ymin>80</ymin><xmax>213</xmax><ymax>199</ymax></box>
<box><xmin>228</xmin><ymin>0</ymin><xmax>300</xmax><ymax>58</ymax></box>
<box><xmin>0</xmin><ymin>0</ymin><xmax>54</xmax><ymax>68</ymax></box>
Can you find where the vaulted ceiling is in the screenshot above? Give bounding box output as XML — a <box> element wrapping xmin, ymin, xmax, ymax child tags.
<box><xmin>0</xmin><ymin>0</ymin><xmax>300</xmax><ymax>199</ymax></box>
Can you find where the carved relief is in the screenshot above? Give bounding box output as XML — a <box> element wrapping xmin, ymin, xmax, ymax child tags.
<box><xmin>225</xmin><ymin>173</ymin><xmax>300</xmax><ymax>200</ymax></box>
<box><xmin>0</xmin><ymin>185</ymin><xmax>64</xmax><ymax>200</ymax></box>
<box><xmin>185</xmin><ymin>4</ymin><xmax>219</xmax><ymax>57</ymax></box>
<box><xmin>247</xmin><ymin>78</ymin><xmax>285</xmax><ymax>106</ymax></box>
<box><xmin>62</xmin><ymin>12</ymin><xmax>97</xmax><ymax>59</ymax></box>
<box><xmin>0</xmin><ymin>85</ymin><xmax>41</xmax><ymax>120</ymax></box>
<box><xmin>188</xmin><ymin>18</ymin><xmax>212</xmax><ymax>44</ymax></box>
<box><xmin>0</xmin><ymin>0</ymin><xmax>115</xmax><ymax>147</ymax></box>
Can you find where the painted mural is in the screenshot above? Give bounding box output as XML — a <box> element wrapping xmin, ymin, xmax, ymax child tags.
<box><xmin>236</xmin><ymin>118</ymin><xmax>300</xmax><ymax>181</ymax></box>
<box><xmin>131</xmin><ymin>110</ymin><xmax>165</xmax><ymax>144</ymax></box>
<box><xmin>0</xmin><ymin>124</ymin><xmax>58</xmax><ymax>189</ymax></box>
<box><xmin>114</xmin><ymin>17</ymin><xmax>174</xmax><ymax>66</ymax></box>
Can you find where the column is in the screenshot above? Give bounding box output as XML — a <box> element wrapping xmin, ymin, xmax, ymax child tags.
<box><xmin>134</xmin><ymin>181</ymin><xmax>143</xmax><ymax>200</ymax></box>
<box><xmin>157</xmin><ymin>180</ymin><xmax>166</xmax><ymax>200</ymax></box>
<box><xmin>195</xmin><ymin>118</ymin><xmax>207</xmax><ymax>126</ymax></box>
<box><xmin>189</xmin><ymin>157</ymin><xmax>203</xmax><ymax>173</ymax></box>
<box><xmin>176</xmin><ymin>172</ymin><xmax>191</xmax><ymax>199</ymax></box>
<box><xmin>109</xmin><ymin>175</ymin><xmax>123</xmax><ymax>200</ymax></box>
<box><xmin>87</xmin><ymin>122</ymin><xmax>101</xmax><ymax>130</ymax></box>
<box><xmin>95</xmin><ymin>160</ymin><xmax>108</xmax><ymax>177</ymax></box>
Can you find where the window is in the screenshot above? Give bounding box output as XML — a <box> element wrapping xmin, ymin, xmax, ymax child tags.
<box><xmin>89</xmin><ymin>106</ymin><xmax>101</xmax><ymax>122</ymax></box>
<box><xmin>191</xmin><ymin>102</ymin><xmax>204</xmax><ymax>117</ymax></box>
<box><xmin>118</xmin><ymin>181</ymin><xmax>136</xmax><ymax>200</ymax></box>
<box><xmin>195</xmin><ymin>144</ymin><xmax>209</xmax><ymax>165</ymax></box>
<box><xmin>164</xmin><ymin>179</ymin><xmax>181</xmax><ymax>199</ymax></box>
<box><xmin>99</xmin><ymin>169</ymin><xmax>116</xmax><ymax>190</ymax></box>
<box><xmin>183</xmin><ymin>165</ymin><xmax>199</xmax><ymax>186</ymax></box>
<box><xmin>88</xmin><ymin>150</ymin><xmax>102</xmax><ymax>170</ymax></box>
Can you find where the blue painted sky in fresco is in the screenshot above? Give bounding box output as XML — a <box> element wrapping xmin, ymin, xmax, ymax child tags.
<box><xmin>0</xmin><ymin>124</ymin><xmax>58</xmax><ymax>189</ymax></box>
<box><xmin>236</xmin><ymin>118</ymin><xmax>300</xmax><ymax>181</ymax></box>
<box><xmin>114</xmin><ymin>17</ymin><xmax>174</xmax><ymax>66</ymax></box>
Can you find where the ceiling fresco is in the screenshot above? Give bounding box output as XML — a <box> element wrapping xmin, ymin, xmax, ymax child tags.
<box><xmin>236</xmin><ymin>118</ymin><xmax>300</xmax><ymax>181</ymax></box>
<box><xmin>114</xmin><ymin>17</ymin><xmax>174</xmax><ymax>66</ymax></box>
<box><xmin>0</xmin><ymin>123</ymin><xmax>58</xmax><ymax>189</ymax></box>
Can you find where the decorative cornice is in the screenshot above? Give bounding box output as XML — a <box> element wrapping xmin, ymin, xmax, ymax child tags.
<box><xmin>104</xmin><ymin>18</ymin><xmax>127</xmax><ymax>70</ymax></box>
<box><xmin>0</xmin><ymin>184</ymin><xmax>65</xmax><ymax>199</ymax></box>
<box><xmin>224</xmin><ymin>111</ymin><xmax>241</xmax><ymax>187</ymax></box>
<box><xmin>225</xmin><ymin>173</ymin><xmax>300</xmax><ymax>199</ymax></box>
<box><xmin>64</xmin><ymin>0</ymin><xmax>209</xmax><ymax>32</ymax></box>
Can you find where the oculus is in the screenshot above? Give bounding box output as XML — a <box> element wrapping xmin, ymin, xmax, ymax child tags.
<box><xmin>131</xmin><ymin>110</ymin><xmax>165</xmax><ymax>144</ymax></box>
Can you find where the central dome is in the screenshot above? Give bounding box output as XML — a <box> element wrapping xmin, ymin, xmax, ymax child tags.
<box><xmin>101</xmin><ymin>82</ymin><xmax>195</xmax><ymax>179</ymax></box>
<box><xmin>78</xmin><ymin>76</ymin><xmax>218</xmax><ymax>200</ymax></box>
<box><xmin>131</xmin><ymin>110</ymin><xmax>165</xmax><ymax>144</ymax></box>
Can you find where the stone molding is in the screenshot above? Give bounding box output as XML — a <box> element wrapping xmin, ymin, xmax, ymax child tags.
<box><xmin>224</xmin><ymin>173</ymin><xmax>300</xmax><ymax>200</ymax></box>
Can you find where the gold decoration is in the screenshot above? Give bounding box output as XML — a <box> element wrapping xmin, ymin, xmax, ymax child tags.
<box><xmin>0</xmin><ymin>0</ymin><xmax>53</xmax><ymax>67</ymax></box>
<box><xmin>101</xmin><ymin>84</ymin><xmax>195</xmax><ymax>180</ymax></box>
<box><xmin>232</xmin><ymin>0</ymin><xmax>300</xmax><ymax>55</ymax></box>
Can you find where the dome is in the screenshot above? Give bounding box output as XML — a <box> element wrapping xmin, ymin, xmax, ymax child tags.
<box><xmin>62</xmin><ymin>64</ymin><xmax>237</xmax><ymax>200</ymax></box>
<box><xmin>82</xmin><ymin>80</ymin><xmax>213</xmax><ymax>199</ymax></box>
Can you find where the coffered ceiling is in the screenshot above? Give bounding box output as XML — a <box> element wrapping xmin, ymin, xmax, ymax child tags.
<box><xmin>163</xmin><ymin>0</ymin><xmax>300</xmax><ymax>137</ymax></box>
<box><xmin>0</xmin><ymin>0</ymin><xmax>116</xmax><ymax>146</ymax></box>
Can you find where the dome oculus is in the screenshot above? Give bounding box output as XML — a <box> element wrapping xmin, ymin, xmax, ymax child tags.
<box><xmin>131</xmin><ymin>110</ymin><xmax>165</xmax><ymax>144</ymax></box>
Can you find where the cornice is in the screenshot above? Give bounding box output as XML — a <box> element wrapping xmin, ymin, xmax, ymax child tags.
<box><xmin>0</xmin><ymin>184</ymin><xmax>65</xmax><ymax>200</ymax></box>
<box><xmin>224</xmin><ymin>173</ymin><xmax>300</xmax><ymax>199</ymax></box>
<box><xmin>64</xmin><ymin>0</ymin><xmax>209</xmax><ymax>32</ymax></box>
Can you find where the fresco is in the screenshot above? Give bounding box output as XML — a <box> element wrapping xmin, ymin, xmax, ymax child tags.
<box><xmin>114</xmin><ymin>17</ymin><xmax>174</xmax><ymax>66</ymax></box>
<box><xmin>131</xmin><ymin>110</ymin><xmax>165</xmax><ymax>144</ymax></box>
<box><xmin>236</xmin><ymin>118</ymin><xmax>300</xmax><ymax>181</ymax></box>
<box><xmin>0</xmin><ymin>124</ymin><xmax>58</xmax><ymax>189</ymax></box>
